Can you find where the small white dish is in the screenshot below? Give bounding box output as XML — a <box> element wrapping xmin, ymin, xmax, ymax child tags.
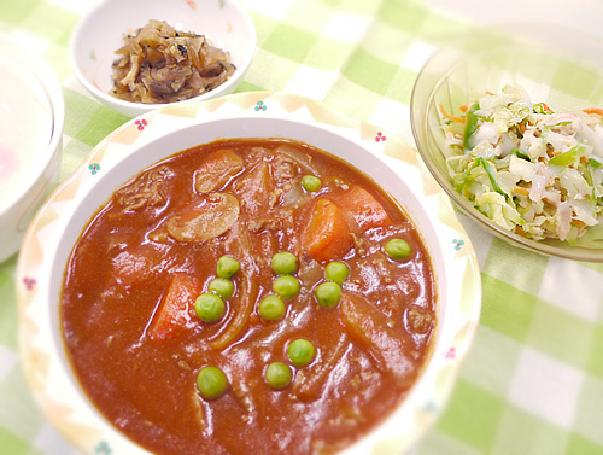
<box><xmin>71</xmin><ymin>0</ymin><xmax>256</xmax><ymax>116</ymax></box>
<box><xmin>0</xmin><ymin>37</ymin><xmax>63</xmax><ymax>262</ymax></box>
<box><xmin>18</xmin><ymin>93</ymin><xmax>481</xmax><ymax>454</ymax></box>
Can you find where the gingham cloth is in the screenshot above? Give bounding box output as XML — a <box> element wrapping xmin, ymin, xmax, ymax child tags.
<box><xmin>1</xmin><ymin>0</ymin><xmax>602</xmax><ymax>454</ymax></box>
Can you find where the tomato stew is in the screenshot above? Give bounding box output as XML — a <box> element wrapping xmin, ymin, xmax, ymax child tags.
<box><xmin>61</xmin><ymin>139</ymin><xmax>436</xmax><ymax>454</ymax></box>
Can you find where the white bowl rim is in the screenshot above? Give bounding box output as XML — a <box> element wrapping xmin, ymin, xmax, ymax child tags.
<box><xmin>0</xmin><ymin>37</ymin><xmax>64</xmax><ymax>216</ymax></box>
<box><xmin>17</xmin><ymin>92</ymin><xmax>481</xmax><ymax>454</ymax></box>
<box><xmin>70</xmin><ymin>0</ymin><xmax>257</xmax><ymax>111</ymax></box>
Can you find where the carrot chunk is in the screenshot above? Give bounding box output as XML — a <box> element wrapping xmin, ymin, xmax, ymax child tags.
<box><xmin>149</xmin><ymin>273</ymin><xmax>199</xmax><ymax>340</ymax></box>
<box><xmin>339</xmin><ymin>186</ymin><xmax>391</xmax><ymax>231</ymax></box>
<box><xmin>303</xmin><ymin>198</ymin><xmax>353</xmax><ymax>262</ymax></box>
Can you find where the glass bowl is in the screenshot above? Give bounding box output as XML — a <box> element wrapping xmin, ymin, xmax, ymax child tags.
<box><xmin>411</xmin><ymin>27</ymin><xmax>603</xmax><ymax>262</ymax></box>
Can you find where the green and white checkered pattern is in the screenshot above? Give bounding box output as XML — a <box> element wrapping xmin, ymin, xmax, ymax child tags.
<box><xmin>1</xmin><ymin>0</ymin><xmax>603</xmax><ymax>453</ymax></box>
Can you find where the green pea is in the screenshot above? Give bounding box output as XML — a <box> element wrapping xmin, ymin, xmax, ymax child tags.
<box><xmin>264</xmin><ymin>362</ymin><xmax>292</xmax><ymax>389</ymax></box>
<box><xmin>324</xmin><ymin>261</ymin><xmax>349</xmax><ymax>284</ymax></box>
<box><xmin>271</xmin><ymin>251</ymin><xmax>298</xmax><ymax>275</ymax></box>
<box><xmin>463</xmin><ymin>103</ymin><xmax>480</xmax><ymax>150</ymax></box>
<box><xmin>216</xmin><ymin>255</ymin><xmax>240</xmax><ymax>279</ymax></box>
<box><xmin>302</xmin><ymin>175</ymin><xmax>322</xmax><ymax>192</ymax></box>
<box><xmin>287</xmin><ymin>338</ymin><xmax>316</xmax><ymax>367</ymax></box>
<box><xmin>273</xmin><ymin>275</ymin><xmax>300</xmax><ymax>299</ymax></box>
<box><xmin>197</xmin><ymin>366</ymin><xmax>228</xmax><ymax>400</ymax></box>
<box><xmin>258</xmin><ymin>294</ymin><xmax>286</xmax><ymax>321</ymax></box>
<box><xmin>314</xmin><ymin>281</ymin><xmax>342</xmax><ymax>309</ymax></box>
<box><xmin>195</xmin><ymin>293</ymin><xmax>225</xmax><ymax>323</ymax></box>
<box><xmin>208</xmin><ymin>278</ymin><xmax>234</xmax><ymax>300</ymax></box>
<box><xmin>384</xmin><ymin>238</ymin><xmax>412</xmax><ymax>260</ymax></box>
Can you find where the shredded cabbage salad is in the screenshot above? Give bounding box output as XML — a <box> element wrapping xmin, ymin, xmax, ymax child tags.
<box><xmin>439</xmin><ymin>85</ymin><xmax>603</xmax><ymax>241</ymax></box>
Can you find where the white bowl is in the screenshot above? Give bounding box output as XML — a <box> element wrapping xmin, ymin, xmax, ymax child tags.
<box><xmin>17</xmin><ymin>93</ymin><xmax>481</xmax><ymax>454</ymax></box>
<box><xmin>0</xmin><ymin>38</ymin><xmax>64</xmax><ymax>262</ymax></box>
<box><xmin>71</xmin><ymin>0</ymin><xmax>256</xmax><ymax>116</ymax></box>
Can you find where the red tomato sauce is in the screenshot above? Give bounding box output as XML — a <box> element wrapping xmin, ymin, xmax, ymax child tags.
<box><xmin>61</xmin><ymin>139</ymin><xmax>436</xmax><ymax>454</ymax></box>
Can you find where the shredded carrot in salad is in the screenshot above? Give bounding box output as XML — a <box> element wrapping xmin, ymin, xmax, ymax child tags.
<box><xmin>439</xmin><ymin>85</ymin><xmax>603</xmax><ymax>242</ymax></box>
<box><xmin>438</xmin><ymin>104</ymin><xmax>465</xmax><ymax>124</ymax></box>
<box><xmin>583</xmin><ymin>107</ymin><xmax>603</xmax><ymax>116</ymax></box>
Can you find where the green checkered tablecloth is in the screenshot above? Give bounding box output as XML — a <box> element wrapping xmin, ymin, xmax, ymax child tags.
<box><xmin>1</xmin><ymin>0</ymin><xmax>603</xmax><ymax>453</ymax></box>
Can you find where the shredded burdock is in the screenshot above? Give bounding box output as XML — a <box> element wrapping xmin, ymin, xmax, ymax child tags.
<box><xmin>111</xmin><ymin>20</ymin><xmax>235</xmax><ymax>104</ymax></box>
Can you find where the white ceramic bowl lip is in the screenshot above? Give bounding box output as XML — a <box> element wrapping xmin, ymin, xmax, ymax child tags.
<box><xmin>0</xmin><ymin>37</ymin><xmax>64</xmax><ymax>216</ymax></box>
<box><xmin>70</xmin><ymin>0</ymin><xmax>256</xmax><ymax>114</ymax></box>
<box><xmin>18</xmin><ymin>93</ymin><xmax>481</xmax><ymax>454</ymax></box>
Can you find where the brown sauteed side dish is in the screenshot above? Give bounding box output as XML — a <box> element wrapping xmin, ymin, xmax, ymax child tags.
<box><xmin>111</xmin><ymin>20</ymin><xmax>235</xmax><ymax>104</ymax></box>
<box><xmin>61</xmin><ymin>139</ymin><xmax>436</xmax><ymax>454</ymax></box>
